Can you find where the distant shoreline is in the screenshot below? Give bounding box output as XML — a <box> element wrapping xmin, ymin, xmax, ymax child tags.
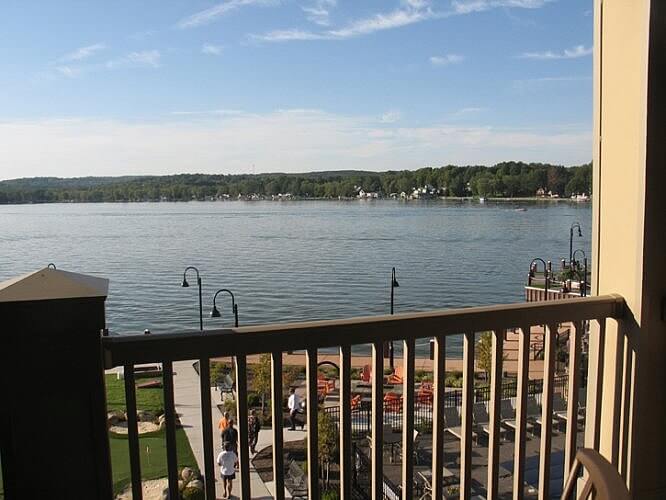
<box><xmin>0</xmin><ymin>196</ymin><xmax>590</xmax><ymax>206</ymax></box>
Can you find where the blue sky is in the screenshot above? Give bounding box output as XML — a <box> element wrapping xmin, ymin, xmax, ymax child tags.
<box><xmin>0</xmin><ymin>0</ymin><xmax>593</xmax><ymax>179</ymax></box>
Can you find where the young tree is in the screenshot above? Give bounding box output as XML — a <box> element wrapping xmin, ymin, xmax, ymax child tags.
<box><xmin>475</xmin><ymin>332</ymin><xmax>494</xmax><ymax>381</ymax></box>
<box><xmin>318</xmin><ymin>410</ymin><xmax>338</xmax><ymax>488</ymax></box>
<box><xmin>252</xmin><ymin>354</ymin><xmax>272</xmax><ymax>413</ymax></box>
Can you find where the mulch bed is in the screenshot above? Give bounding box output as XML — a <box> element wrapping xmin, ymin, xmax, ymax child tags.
<box><xmin>252</xmin><ymin>439</ymin><xmax>307</xmax><ymax>482</ymax></box>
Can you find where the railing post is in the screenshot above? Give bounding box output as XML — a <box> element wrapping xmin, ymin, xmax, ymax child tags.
<box><xmin>271</xmin><ymin>352</ymin><xmax>285</xmax><ymax>500</ymax></box>
<box><xmin>0</xmin><ymin>268</ymin><xmax>112</xmax><ymax>499</ymax></box>
<box><xmin>431</xmin><ymin>335</ymin><xmax>446</xmax><ymax>500</ymax></box>
<box><xmin>537</xmin><ymin>324</ymin><xmax>557</xmax><ymax>500</ymax></box>
<box><xmin>197</xmin><ymin>357</ymin><xmax>216</xmax><ymax>499</ymax></box>
<box><xmin>235</xmin><ymin>355</ymin><xmax>251</xmax><ymax>500</ymax></box>
<box><xmin>162</xmin><ymin>361</ymin><xmax>180</xmax><ymax>500</ymax></box>
<box><xmin>487</xmin><ymin>328</ymin><xmax>505</xmax><ymax>500</ymax></box>
<box><xmin>460</xmin><ymin>332</ymin><xmax>476</xmax><ymax>499</ymax></box>
<box><xmin>564</xmin><ymin>322</ymin><xmax>583</xmax><ymax>483</ymax></box>
<box><xmin>513</xmin><ymin>325</ymin><xmax>531</xmax><ymax>500</ymax></box>
<box><xmin>401</xmin><ymin>338</ymin><xmax>415</xmax><ymax>500</ymax></box>
<box><xmin>306</xmin><ymin>348</ymin><xmax>319</xmax><ymax>500</ymax></box>
<box><xmin>124</xmin><ymin>365</ymin><xmax>143</xmax><ymax>500</ymax></box>
<box><xmin>371</xmin><ymin>341</ymin><xmax>384</xmax><ymax>500</ymax></box>
<box><xmin>340</xmin><ymin>345</ymin><xmax>353</xmax><ymax>500</ymax></box>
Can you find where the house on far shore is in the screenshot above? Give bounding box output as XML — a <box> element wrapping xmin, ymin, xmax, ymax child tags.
<box><xmin>536</xmin><ymin>187</ymin><xmax>547</xmax><ymax>197</ymax></box>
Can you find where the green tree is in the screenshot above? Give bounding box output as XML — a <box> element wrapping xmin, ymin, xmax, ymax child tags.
<box><xmin>252</xmin><ymin>354</ymin><xmax>272</xmax><ymax>413</ymax></box>
<box><xmin>475</xmin><ymin>332</ymin><xmax>494</xmax><ymax>381</ymax></box>
<box><xmin>318</xmin><ymin>409</ymin><xmax>338</xmax><ymax>488</ymax></box>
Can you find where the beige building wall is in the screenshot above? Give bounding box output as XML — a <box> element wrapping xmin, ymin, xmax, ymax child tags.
<box><xmin>592</xmin><ymin>0</ymin><xmax>666</xmax><ymax>497</ymax></box>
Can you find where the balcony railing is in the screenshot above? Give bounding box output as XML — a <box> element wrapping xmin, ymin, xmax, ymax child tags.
<box><xmin>102</xmin><ymin>293</ymin><xmax>625</xmax><ymax>500</ymax></box>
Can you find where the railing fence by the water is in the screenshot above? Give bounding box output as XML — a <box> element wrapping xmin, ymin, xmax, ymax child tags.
<box><xmin>323</xmin><ymin>375</ymin><xmax>570</xmax><ymax>435</ymax></box>
<box><xmin>101</xmin><ymin>294</ymin><xmax>628</xmax><ymax>500</ymax></box>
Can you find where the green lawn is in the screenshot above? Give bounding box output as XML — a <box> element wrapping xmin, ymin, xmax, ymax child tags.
<box><xmin>105</xmin><ymin>373</ymin><xmax>164</xmax><ymax>413</ymax></box>
<box><xmin>105</xmin><ymin>374</ymin><xmax>199</xmax><ymax>495</ymax></box>
<box><xmin>109</xmin><ymin>428</ymin><xmax>199</xmax><ymax>495</ymax></box>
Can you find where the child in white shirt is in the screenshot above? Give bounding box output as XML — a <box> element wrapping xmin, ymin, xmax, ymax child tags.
<box><xmin>216</xmin><ymin>441</ymin><xmax>238</xmax><ymax>499</ymax></box>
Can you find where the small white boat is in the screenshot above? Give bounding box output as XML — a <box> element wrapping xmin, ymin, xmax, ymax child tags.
<box><xmin>479</xmin><ymin>197</ymin><xmax>486</xmax><ymax>203</ymax></box>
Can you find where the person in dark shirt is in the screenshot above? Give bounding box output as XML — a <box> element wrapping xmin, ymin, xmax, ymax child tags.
<box><xmin>221</xmin><ymin>418</ymin><xmax>239</xmax><ymax>456</ymax></box>
<box><xmin>247</xmin><ymin>409</ymin><xmax>262</xmax><ymax>454</ymax></box>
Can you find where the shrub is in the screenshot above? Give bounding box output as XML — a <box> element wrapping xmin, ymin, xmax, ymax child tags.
<box><xmin>181</xmin><ymin>486</ymin><xmax>205</xmax><ymax>500</ymax></box>
<box><xmin>321</xmin><ymin>489</ymin><xmax>340</xmax><ymax>500</ymax></box>
<box><xmin>247</xmin><ymin>392</ymin><xmax>262</xmax><ymax>408</ymax></box>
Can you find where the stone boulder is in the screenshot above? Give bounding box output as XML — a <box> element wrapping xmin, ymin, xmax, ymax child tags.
<box><xmin>186</xmin><ymin>479</ymin><xmax>204</xmax><ymax>491</ymax></box>
<box><xmin>107</xmin><ymin>410</ymin><xmax>125</xmax><ymax>425</ymax></box>
<box><xmin>137</xmin><ymin>410</ymin><xmax>157</xmax><ymax>422</ymax></box>
<box><xmin>180</xmin><ymin>467</ymin><xmax>195</xmax><ymax>482</ymax></box>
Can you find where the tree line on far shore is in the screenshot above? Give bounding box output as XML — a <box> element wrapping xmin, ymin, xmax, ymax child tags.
<box><xmin>0</xmin><ymin>161</ymin><xmax>592</xmax><ymax>204</ymax></box>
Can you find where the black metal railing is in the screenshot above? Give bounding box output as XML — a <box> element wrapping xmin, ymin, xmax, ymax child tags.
<box><xmin>324</xmin><ymin>375</ymin><xmax>570</xmax><ymax>434</ymax></box>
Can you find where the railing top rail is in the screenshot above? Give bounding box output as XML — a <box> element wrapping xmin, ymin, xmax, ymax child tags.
<box><xmin>102</xmin><ymin>294</ymin><xmax>624</xmax><ymax>368</ymax></box>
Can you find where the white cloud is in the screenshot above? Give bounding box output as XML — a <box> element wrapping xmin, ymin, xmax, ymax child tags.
<box><xmin>450</xmin><ymin>107</ymin><xmax>485</xmax><ymax>117</ymax></box>
<box><xmin>520</xmin><ymin>45</ymin><xmax>593</xmax><ymax>60</ymax></box>
<box><xmin>58</xmin><ymin>43</ymin><xmax>106</xmax><ymax>62</ymax></box>
<box><xmin>250</xmin><ymin>29</ymin><xmax>327</xmax><ymax>42</ymax></box>
<box><xmin>54</xmin><ymin>66</ymin><xmax>81</xmax><ymax>78</ymax></box>
<box><xmin>106</xmin><ymin>50</ymin><xmax>161</xmax><ymax>69</ymax></box>
<box><xmin>202</xmin><ymin>43</ymin><xmax>225</xmax><ymax>55</ymax></box>
<box><xmin>251</xmin><ymin>0</ymin><xmax>550</xmax><ymax>43</ymax></box>
<box><xmin>380</xmin><ymin>110</ymin><xmax>401</xmax><ymax>123</ymax></box>
<box><xmin>430</xmin><ymin>54</ymin><xmax>464</xmax><ymax>66</ymax></box>
<box><xmin>177</xmin><ymin>0</ymin><xmax>278</xmax><ymax>29</ymax></box>
<box><xmin>302</xmin><ymin>0</ymin><xmax>337</xmax><ymax>26</ymax></box>
<box><xmin>0</xmin><ymin>112</ymin><xmax>591</xmax><ymax>179</ymax></box>
<box><xmin>452</xmin><ymin>0</ymin><xmax>552</xmax><ymax>14</ymax></box>
<box><xmin>169</xmin><ymin>109</ymin><xmax>245</xmax><ymax>116</ymax></box>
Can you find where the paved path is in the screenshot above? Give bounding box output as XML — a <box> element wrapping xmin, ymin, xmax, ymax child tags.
<box><xmin>172</xmin><ymin>361</ymin><xmax>311</xmax><ymax>499</ymax></box>
<box><xmin>172</xmin><ymin>360</ymin><xmax>276</xmax><ymax>500</ymax></box>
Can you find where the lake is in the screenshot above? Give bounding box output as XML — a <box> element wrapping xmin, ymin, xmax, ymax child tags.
<box><xmin>0</xmin><ymin>200</ymin><xmax>591</xmax><ymax>355</ymax></box>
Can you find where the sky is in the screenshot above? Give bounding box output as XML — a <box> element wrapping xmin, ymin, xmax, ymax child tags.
<box><xmin>0</xmin><ymin>0</ymin><xmax>594</xmax><ymax>180</ymax></box>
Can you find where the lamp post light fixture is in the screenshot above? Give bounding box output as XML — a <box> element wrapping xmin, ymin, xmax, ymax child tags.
<box><xmin>211</xmin><ymin>288</ymin><xmax>239</xmax><ymax>327</ymax></box>
<box><xmin>572</xmin><ymin>249</ymin><xmax>587</xmax><ymax>271</ymax></box>
<box><xmin>182</xmin><ymin>266</ymin><xmax>204</xmax><ymax>332</ymax></box>
<box><xmin>577</xmin><ymin>258</ymin><xmax>589</xmax><ymax>297</ymax></box>
<box><xmin>569</xmin><ymin>222</ymin><xmax>583</xmax><ymax>267</ymax></box>
<box><xmin>47</xmin><ymin>263</ymin><xmax>56</xmax><ymax>269</ymax></box>
<box><xmin>530</xmin><ymin>258</ymin><xmax>549</xmax><ymax>300</ymax></box>
<box><xmin>388</xmin><ymin>267</ymin><xmax>400</xmax><ymax>369</ymax></box>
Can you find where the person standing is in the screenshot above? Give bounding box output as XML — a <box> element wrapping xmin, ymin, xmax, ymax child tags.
<box><xmin>218</xmin><ymin>411</ymin><xmax>231</xmax><ymax>445</ymax></box>
<box><xmin>247</xmin><ymin>409</ymin><xmax>261</xmax><ymax>454</ymax></box>
<box><xmin>287</xmin><ymin>388</ymin><xmax>301</xmax><ymax>431</ymax></box>
<box><xmin>221</xmin><ymin>418</ymin><xmax>239</xmax><ymax>456</ymax></box>
<box><xmin>216</xmin><ymin>442</ymin><xmax>237</xmax><ymax>500</ymax></box>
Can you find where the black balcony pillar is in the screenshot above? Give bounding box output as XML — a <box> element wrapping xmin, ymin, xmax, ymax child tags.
<box><xmin>0</xmin><ymin>268</ymin><xmax>112</xmax><ymax>499</ymax></box>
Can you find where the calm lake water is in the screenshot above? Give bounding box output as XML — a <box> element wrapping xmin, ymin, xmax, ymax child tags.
<box><xmin>0</xmin><ymin>200</ymin><xmax>591</xmax><ymax>354</ymax></box>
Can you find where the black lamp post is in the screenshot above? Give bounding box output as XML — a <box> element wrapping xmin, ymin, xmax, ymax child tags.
<box><xmin>530</xmin><ymin>258</ymin><xmax>549</xmax><ymax>299</ymax></box>
<box><xmin>569</xmin><ymin>222</ymin><xmax>583</xmax><ymax>267</ymax></box>
<box><xmin>211</xmin><ymin>288</ymin><xmax>239</xmax><ymax>327</ymax></box>
<box><xmin>388</xmin><ymin>267</ymin><xmax>399</xmax><ymax>369</ymax></box>
<box><xmin>577</xmin><ymin>258</ymin><xmax>589</xmax><ymax>297</ymax></box>
<box><xmin>572</xmin><ymin>249</ymin><xmax>586</xmax><ymax>270</ymax></box>
<box><xmin>182</xmin><ymin>266</ymin><xmax>204</xmax><ymax>331</ymax></box>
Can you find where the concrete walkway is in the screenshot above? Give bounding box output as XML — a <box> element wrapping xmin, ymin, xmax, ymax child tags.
<box><xmin>172</xmin><ymin>361</ymin><xmax>308</xmax><ymax>500</ymax></box>
<box><xmin>172</xmin><ymin>360</ymin><xmax>274</xmax><ymax>500</ymax></box>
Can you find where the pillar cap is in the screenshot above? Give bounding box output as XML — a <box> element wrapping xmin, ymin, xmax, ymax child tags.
<box><xmin>0</xmin><ymin>267</ymin><xmax>109</xmax><ymax>303</ymax></box>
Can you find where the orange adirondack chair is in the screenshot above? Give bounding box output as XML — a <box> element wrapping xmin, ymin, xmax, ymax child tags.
<box><xmin>359</xmin><ymin>364</ymin><xmax>372</xmax><ymax>383</ymax></box>
<box><xmin>387</xmin><ymin>365</ymin><xmax>404</xmax><ymax>384</ymax></box>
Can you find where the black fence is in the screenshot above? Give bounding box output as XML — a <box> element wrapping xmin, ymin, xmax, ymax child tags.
<box><xmin>324</xmin><ymin>375</ymin><xmax>570</xmax><ymax>435</ymax></box>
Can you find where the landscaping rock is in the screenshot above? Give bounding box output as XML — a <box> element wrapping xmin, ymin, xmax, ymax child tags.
<box><xmin>107</xmin><ymin>410</ymin><xmax>125</xmax><ymax>425</ymax></box>
<box><xmin>180</xmin><ymin>467</ymin><xmax>194</xmax><ymax>482</ymax></box>
<box><xmin>137</xmin><ymin>410</ymin><xmax>157</xmax><ymax>422</ymax></box>
<box><xmin>187</xmin><ymin>479</ymin><xmax>204</xmax><ymax>490</ymax></box>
